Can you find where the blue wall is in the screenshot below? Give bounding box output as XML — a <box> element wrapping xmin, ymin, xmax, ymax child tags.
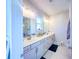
<box><xmin>6</xmin><ymin>0</ymin><xmax>23</xmax><ymax>59</ymax></box>
<box><xmin>6</xmin><ymin>0</ymin><xmax>12</xmax><ymax>59</ymax></box>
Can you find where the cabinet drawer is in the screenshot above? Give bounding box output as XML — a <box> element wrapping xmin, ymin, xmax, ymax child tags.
<box><xmin>24</xmin><ymin>48</ymin><xmax>36</xmax><ymax>59</ymax></box>
<box><xmin>23</xmin><ymin>46</ymin><xmax>31</xmax><ymax>53</ymax></box>
<box><xmin>40</xmin><ymin>38</ymin><xmax>46</xmax><ymax>44</ymax></box>
<box><xmin>31</xmin><ymin>41</ymin><xmax>41</xmax><ymax>49</ymax></box>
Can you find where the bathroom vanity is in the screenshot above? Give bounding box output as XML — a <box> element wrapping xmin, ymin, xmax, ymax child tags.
<box><xmin>23</xmin><ymin>7</ymin><xmax>55</xmax><ymax>59</ymax></box>
<box><xmin>23</xmin><ymin>32</ymin><xmax>55</xmax><ymax>59</ymax></box>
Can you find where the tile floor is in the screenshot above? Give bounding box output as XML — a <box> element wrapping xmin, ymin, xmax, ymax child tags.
<box><xmin>44</xmin><ymin>45</ymin><xmax>72</xmax><ymax>59</ymax></box>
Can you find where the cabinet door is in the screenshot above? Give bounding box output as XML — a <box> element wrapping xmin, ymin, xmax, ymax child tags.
<box><xmin>24</xmin><ymin>52</ymin><xmax>31</xmax><ymax>59</ymax></box>
<box><xmin>29</xmin><ymin>48</ymin><xmax>36</xmax><ymax>59</ymax></box>
<box><xmin>45</xmin><ymin>36</ymin><xmax>54</xmax><ymax>50</ymax></box>
<box><xmin>47</xmin><ymin>37</ymin><xmax>53</xmax><ymax>47</ymax></box>
<box><xmin>36</xmin><ymin>44</ymin><xmax>44</xmax><ymax>59</ymax></box>
<box><xmin>37</xmin><ymin>39</ymin><xmax>47</xmax><ymax>59</ymax></box>
<box><xmin>43</xmin><ymin>39</ymin><xmax>49</xmax><ymax>51</ymax></box>
<box><xmin>24</xmin><ymin>48</ymin><xmax>36</xmax><ymax>59</ymax></box>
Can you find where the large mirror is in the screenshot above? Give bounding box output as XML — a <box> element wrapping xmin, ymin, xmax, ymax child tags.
<box><xmin>23</xmin><ymin>15</ymin><xmax>44</xmax><ymax>38</ymax></box>
<box><xmin>23</xmin><ymin>17</ymin><xmax>30</xmax><ymax>37</ymax></box>
<box><xmin>36</xmin><ymin>16</ymin><xmax>44</xmax><ymax>35</ymax></box>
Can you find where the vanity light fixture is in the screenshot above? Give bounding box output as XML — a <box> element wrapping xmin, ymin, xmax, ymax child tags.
<box><xmin>23</xmin><ymin>6</ymin><xmax>36</xmax><ymax>19</ymax></box>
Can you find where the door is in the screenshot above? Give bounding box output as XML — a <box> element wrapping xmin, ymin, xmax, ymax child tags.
<box><xmin>12</xmin><ymin>0</ymin><xmax>23</xmax><ymax>59</ymax></box>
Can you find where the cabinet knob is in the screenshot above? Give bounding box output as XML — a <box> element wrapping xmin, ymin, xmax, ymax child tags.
<box><xmin>20</xmin><ymin>53</ymin><xmax>24</xmax><ymax>58</ymax></box>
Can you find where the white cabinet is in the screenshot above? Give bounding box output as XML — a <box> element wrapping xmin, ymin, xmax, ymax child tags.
<box><xmin>24</xmin><ymin>35</ymin><xmax>55</xmax><ymax>59</ymax></box>
<box><xmin>28</xmin><ymin>48</ymin><xmax>36</xmax><ymax>59</ymax></box>
<box><xmin>24</xmin><ymin>52</ymin><xmax>31</xmax><ymax>59</ymax></box>
<box><xmin>24</xmin><ymin>46</ymin><xmax>36</xmax><ymax>59</ymax></box>
<box><xmin>36</xmin><ymin>43</ymin><xmax>45</xmax><ymax>59</ymax></box>
<box><xmin>31</xmin><ymin>41</ymin><xmax>41</xmax><ymax>49</ymax></box>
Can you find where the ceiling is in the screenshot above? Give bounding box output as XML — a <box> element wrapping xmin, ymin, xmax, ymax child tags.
<box><xmin>23</xmin><ymin>0</ymin><xmax>71</xmax><ymax>16</ymax></box>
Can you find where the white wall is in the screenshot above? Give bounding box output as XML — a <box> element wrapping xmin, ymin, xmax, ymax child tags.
<box><xmin>48</xmin><ymin>11</ymin><xmax>69</xmax><ymax>45</ymax></box>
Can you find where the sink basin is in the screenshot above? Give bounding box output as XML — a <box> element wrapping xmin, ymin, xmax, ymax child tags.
<box><xmin>36</xmin><ymin>33</ymin><xmax>45</xmax><ymax>37</ymax></box>
<box><xmin>27</xmin><ymin>36</ymin><xmax>31</xmax><ymax>40</ymax></box>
